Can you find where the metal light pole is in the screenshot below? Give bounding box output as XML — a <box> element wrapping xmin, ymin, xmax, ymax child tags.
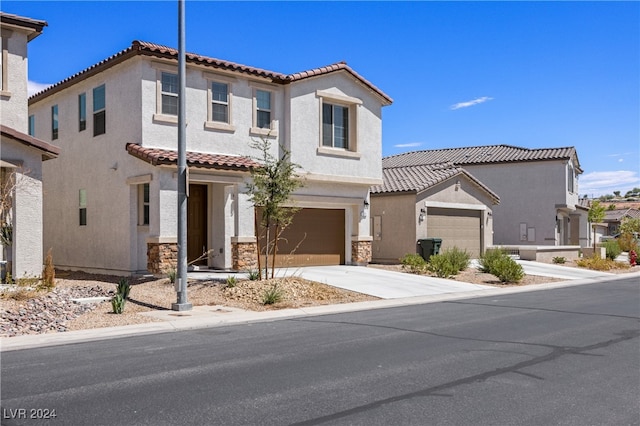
<box><xmin>172</xmin><ymin>0</ymin><xmax>192</xmax><ymax>311</ymax></box>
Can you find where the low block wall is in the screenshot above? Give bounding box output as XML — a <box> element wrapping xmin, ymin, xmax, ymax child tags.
<box><xmin>492</xmin><ymin>245</ymin><xmax>580</xmax><ymax>262</ymax></box>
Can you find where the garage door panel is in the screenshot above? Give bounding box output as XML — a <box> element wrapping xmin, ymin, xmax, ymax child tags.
<box><xmin>427</xmin><ymin>208</ymin><xmax>481</xmax><ymax>258</ymax></box>
<box><xmin>258</xmin><ymin>208</ymin><xmax>345</xmax><ymax>267</ymax></box>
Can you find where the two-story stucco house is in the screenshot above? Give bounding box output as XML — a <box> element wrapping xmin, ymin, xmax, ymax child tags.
<box><xmin>0</xmin><ymin>13</ymin><xmax>59</xmax><ymax>281</ymax></box>
<box><xmin>28</xmin><ymin>41</ymin><xmax>392</xmax><ymax>275</ymax></box>
<box><xmin>383</xmin><ymin>145</ymin><xmax>589</xmax><ymax>249</ymax></box>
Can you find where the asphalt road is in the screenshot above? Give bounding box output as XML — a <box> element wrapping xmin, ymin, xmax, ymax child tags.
<box><xmin>2</xmin><ymin>277</ymin><xmax>639</xmax><ymax>426</ymax></box>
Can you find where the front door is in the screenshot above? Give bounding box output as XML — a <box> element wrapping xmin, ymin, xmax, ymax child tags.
<box><xmin>187</xmin><ymin>184</ymin><xmax>208</xmax><ymax>265</ymax></box>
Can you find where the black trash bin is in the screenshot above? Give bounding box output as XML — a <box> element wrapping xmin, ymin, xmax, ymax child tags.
<box><xmin>417</xmin><ymin>238</ymin><xmax>443</xmax><ymax>260</ymax></box>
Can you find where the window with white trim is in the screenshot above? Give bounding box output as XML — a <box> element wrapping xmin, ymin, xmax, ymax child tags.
<box><xmin>322</xmin><ymin>103</ymin><xmax>349</xmax><ymax>149</ymax></box>
<box><xmin>161</xmin><ymin>72</ymin><xmax>178</xmax><ymax>116</ymax></box>
<box><xmin>1</xmin><ymin>31</ymin><xmax>9</xmax><ymax>94</ymax></box>
<box><xmin>567</xmin><ymin>163</ymin><xmax>575</xmax><ymax>193</ymax></box>
<box><xmin>138</xmin><ymin>183</ymin><xmax>150</xmax><ymax>226</ymax></box>
<box><xmin>93</xmin><ymin>85</ymin><xmax>106</xmax><ymax>136</ymax></box>
<box><xmin>316</xmin><ymin>90</ymin><xmax>361</xmax><ymax>155</ymax></box>
<box><xmin>250</xmin><ymin>87</ymin><xmax>277</xmax><ymax>137</ymax></box>
<box><xmin>211</xmin><ymin>82</ymin><xmax>229</xmax><ymax>123</ymax></box>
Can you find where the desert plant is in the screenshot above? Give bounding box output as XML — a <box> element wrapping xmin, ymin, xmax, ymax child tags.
<box><xmin>552</xmin><ymin>256</ymin><xmax>566</xmax><ymax>264</ymax></box>
<box><xmin>262</xmin><ymin>283</ymin><xmax>283</xmax><ymax>305</ymax></box>
<box><xmin>617</xmin><ymin>232</ymin><xmax>639</xmax><ymax>253</ymax></box>
<box><xmin>111</xmin><ymin>293</ymin><xmax>125</xmax><ymax>314</ymax></box>
<box><xmin>166</xmin><ymin>267</ymin><xmax>177</xmax><ymax>284</ymax></box>
<box><xmin>116</xmin><ymin>278</ymin><xmax>131</xmax><ymax>299</ymax></box>
<box><xmin>427</xmin><ymin>247</ymin><xmax>470</xmax><ymax>278</ymax></box>
<box><xmin>428</xmin><ymin>255</ymin><xmax>458</xmax><ymax>278</ymax></box>
<box><xmin>247</xmin><ymin>269</ymin><xmax>260</xmax><ymax>281</ymax></box>
<box><xmin>491</xmin><ymin>256</ymin><xmax>525</xmax><ymax>283</ymax></box>
<box><xmin>41</xmin><ymin>248</ymin><xmax>56</xmax><ymax>290</ymax></box>
<box><xmin>225</xmin><ymin>276</ymin><xmax>238</xmax><ymax>288</ymax></box>
<box><xmin>477</xmin><ymin>248</ymin><xmax>508</xmax><ymax>273</ymax></box>
<box><xmin>602</xmin><ymin>240</ymin><xmax>622</xmax><ymax>261</ymax></box>
<box><xmin>400</xmin><ymin>253</ymin><xmax>427</xmax><ymax>274</ymax></box>
<box><xmin>588</xmin><ymin>200</ymin><xmax>606</xmax><ymax>250</ymax></box>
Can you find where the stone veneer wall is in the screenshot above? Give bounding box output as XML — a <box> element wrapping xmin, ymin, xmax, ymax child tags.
<box><xmin>351</xmin><ymin>240</ymin><xmax>372</xmax><ymax>265</ymax></box>
<box><xmin>147</xmin><ymin>242</ymin><xmax>178</xmax><ymax>274</ymax></box>
<box><xmin>232</xmin><ymin>241</ymin><xmax>258</xmax><ymax>271</ymax></box>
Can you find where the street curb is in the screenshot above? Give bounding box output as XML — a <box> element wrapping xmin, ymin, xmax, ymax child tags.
<box><xmin>2</xmin><ymin>272</ymin><xmax>639</xmax><ymax>352</ymax></box>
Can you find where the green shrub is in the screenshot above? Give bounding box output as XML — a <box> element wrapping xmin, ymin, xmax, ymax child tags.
<box><xmin>111</xmin><ymin>293</ymin><xmax>125</xmax><ymax>314</ymax></box>
<box><xmin>602</xmin><ymin>240</ymin><xmax>622</xmax><ymax>260</ymax></box>
<box><xmin>552</xmin><ymin>256</ymin><xmax>566</xmax><ymax>264</ymax></box>
<box><xmin>618</xmin><ymin>232</ymin><xmax>639</xmax><ymax>253</ymax></box>
<box><xmin>492</xmin><ymin>256</ymin><xmax>525</xmax><ymax>283</ymax></box>
<box><xmin>477</xmin><ymin>248</ymin><xmax>507</xmax><ymax>273</ymax></box>
<box><xmin>400</xmin><ymin>253</ymin><xmax>427</xmax><ymax>274</ymax></box>
<box><xmin>428</xmin><ymin>247</ymin><xmax>470</xmax><ymax>278</ymax></box>
<box><xmin>247</xmin><ymin>269</ymin><xmax>260</xmax><ymax>281</ymax></box>
<box><xmin>225</xmin><ymin>276</ymin><xmax>237</xmax><ymax>288</ymax></box>
<box><xmin>262</xmin><ymin>283</ymin><xmax>282</xmax><ymax>305</ymax></box>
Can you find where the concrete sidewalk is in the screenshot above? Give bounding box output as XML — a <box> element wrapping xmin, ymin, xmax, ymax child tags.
<box><xmin>2</xmin><ymin>271</ymin><xmax>638</xmax><ymax>352</ymax></box>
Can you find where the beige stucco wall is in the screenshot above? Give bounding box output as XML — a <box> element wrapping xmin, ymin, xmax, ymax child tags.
<box><xmin>0</xmin><ymin>138</ymin><xmax>45</xmax><ymax>278</ymax></box>
<box><xmin>1</xmin><ymin>28</ymin><xmax>30</xmax><ymax>132</ymax></box>
<box><xmin>371</xmin><ymin>175</ymin><xmax>495</xmax><ymax>263</ymax></box>
<box><xmin>464</xmin><ymin>160</ymin><xmax>580</xmax><ymax>246</ymax></box>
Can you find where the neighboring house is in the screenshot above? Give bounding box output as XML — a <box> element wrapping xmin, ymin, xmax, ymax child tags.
<box><xmin>0</xmin><ymin>13</ymin><xmax>59</xmax><ymax>280</ymax></box>
<box><xmin>383</xmin><ymin>145</ymin><xmax>589</xmax><ymax>248</ymax></box>
<box><xmin>603</xmin><ymin>208</ymin><xmax>640</xmax><ymax>236</ymax></box>
<box><xmin>370</xmin><ymin>162</ymin><xmax>500</xmax><ymax>262</ymax></box>
<box><xmin>28</xmin><ymin>41</ymin><xmax>392</xmax><ymax>275</ymax></box>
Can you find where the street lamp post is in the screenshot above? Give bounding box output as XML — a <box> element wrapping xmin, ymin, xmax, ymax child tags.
<box><xmin>172</xmin><ymin>0</ymin><xmax>192</xmax><ymax>311</ymax></box>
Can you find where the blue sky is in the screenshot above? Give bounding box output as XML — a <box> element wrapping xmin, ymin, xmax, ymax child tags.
<box><xmin>5</xmin><ymin>1</ymin><xmax>639</xmax><ymax>197</ymax></box>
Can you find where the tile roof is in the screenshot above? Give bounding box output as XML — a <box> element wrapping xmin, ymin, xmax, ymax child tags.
<box><xmin>604</xmin><ymin>208</ymin><xmax>640</xmax><ymax>221</ymax></box>
<box><xmin>371</xmin><ymin>162</ymin><xmax>500</xmax><ymax>203</ymax></box>
<box><xmin>30</xmin><ymin>40</ymin><xmax>392</xmax><ymax>105</ymax></box>
<box><xmin>383</xmin><ymin>144</ymin><xmax>582</xmax><ymax>173</ymax></box>
<box><xmin>126</xmin><ymin>143</ymin><xmax>259</xmax><ymax>171</ymax></box>
<box><xmin>1</xmin><ymin>125</ymin><xmax>60</xmax><ymax>160</ymax></box>
<box><xmin>0</xmin><ymin>12</ymin><xmax>47</xmax><ymax>40</ymax></box>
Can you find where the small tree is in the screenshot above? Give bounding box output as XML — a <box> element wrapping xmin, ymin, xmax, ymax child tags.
<box><xmin>245</xmin><ymin>137</ymin><xmax>303</xmax><ymax>279</ymax></box>
<box><xmin>588</xmin><ymin>200</ymin><xmax>606</xmax><ymax>250</ymax></box>
<box><xmin>613</xmin><ymin>191</ymin><xmax>621</xmax><ymax>198</ymax></box>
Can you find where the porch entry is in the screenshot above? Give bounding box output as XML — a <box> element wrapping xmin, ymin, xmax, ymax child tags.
<box><xmin>187</xmin><ymin>184</ymin><xmax>208</xmax><ymax>265</ymax></box>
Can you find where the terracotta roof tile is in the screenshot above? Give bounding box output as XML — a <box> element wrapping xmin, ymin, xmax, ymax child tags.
<box><xmin>383</xmin><ymin>144</ymin><xmax>582</xmax><ymax>173</ymax></box>
<box><xmin>30</xmin><ymin>40</ymin><xmax>392</xmax><ymax>105</ymax></box>
<box><xmin>126</xmin><ymin>143</ymin><xmax>259</xmax><ymax>171</ymax></box>
<box><xmin>371</xmin><ymin>162</ymin><xmax>500</xmax><ymax>203</ymax></box>
<box><xmin>1</xmin><ymin>125</ymin><xmax>60</xmax><ymax>160</ymax></box>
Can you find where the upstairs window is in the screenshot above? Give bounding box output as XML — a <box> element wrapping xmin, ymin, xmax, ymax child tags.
<box><xmin>78</xmin><ymin>92</ymin><xmax>86</xmax><ymax>132</ymax></box>
<box><xmin>567</xmin><ymin>163</ymin><xmax>575</xmax><ymax>193</ymax></box>
<box><xmin>322</xmin><ymin>103</ymin><xmax>349</xmax><ymax>149</ymax></box>
<box><xmin>93</xmin><ymin>85</ymin><xmax>105</xmax><ymax>136</ymax></box>
<box><xmin>51</xmin><ymin>105</ymin><xmax>58</xmax><ymax>140</ymax></box>
<box><xmin>28</xmin><ymin>115</ymin><xmax>35</xmax><ymax>136</ymax></box>
<box><xmin>161</xmin><ymin>72</ymin><xmax>178</xmax><ymax>116</ymax></box>
<box><xmin>211</xmin><ymin>82</ymin><xmax>229</xmax><ymax>123</ymax></box>
<box><xmin>1</xmin><ymin>35</ymin><xmax>8</xmax><ymax>94</ymax></box>
<box><xmin>256</xmin><ymin>90</ymin><xmax>271</xmax><ymax>129</ymax></box>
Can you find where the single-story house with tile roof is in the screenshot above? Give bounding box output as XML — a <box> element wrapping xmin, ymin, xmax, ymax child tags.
<box><xmin>603</xmin><ymin>208</ymin><xmax>640</xmax><ymax>236</ymax></box>
<box><xmin>28</xmin><ymin>40</ymin><xmax>391</xmax><ymax>275</ymax></box>
<box><xmin>383</xmin><ymin>145</ymin><xmax>589</xmax><ymax>248</ymax></box>
<box><xmin>370</xmin><ymin>162</ymin><xmax>499</xmax><ymax>262</ymax></box>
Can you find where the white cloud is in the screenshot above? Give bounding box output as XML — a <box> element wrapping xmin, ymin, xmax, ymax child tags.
<box><xmin>450</xmin><ymin>96</ymin><xmax>493</xmax><ymax>110</ymax></box>
<box><xmin>28</xmin><ymin>80</ymin><xmax>52</xmax><ymax>97</ymax></box>
<box><xmin>579</xmin><ymin>170</ymin><xmax>640</xmax><ymax>197</ymax></box>
<box><xmin>393</xmin><ymin>142</ymin><xmax>423</xmax><ymax>148</ymax></box>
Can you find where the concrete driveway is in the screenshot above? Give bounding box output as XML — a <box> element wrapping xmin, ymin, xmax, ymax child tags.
<box><xmin>275</xmin><ymin>265</ymin><xmax>493</xmax><ymax>299</ymax></box>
